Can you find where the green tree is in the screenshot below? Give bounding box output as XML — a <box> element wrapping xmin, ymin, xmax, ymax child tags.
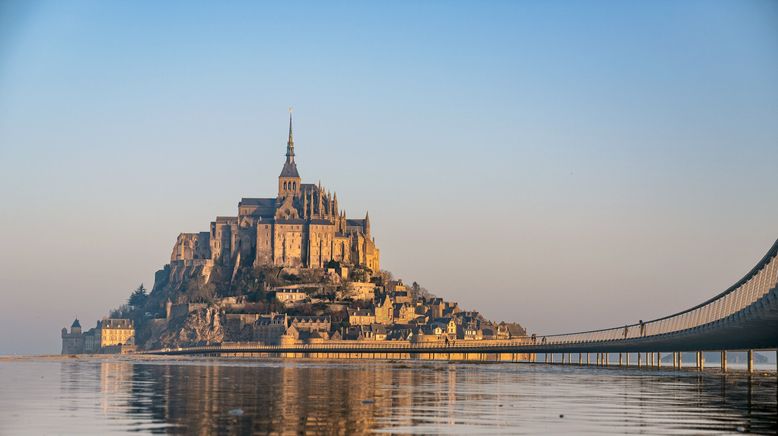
<box><xmin>128</xmin><ymin>283</ymin><xmax>148</xmax><ymax>308</ymax></box>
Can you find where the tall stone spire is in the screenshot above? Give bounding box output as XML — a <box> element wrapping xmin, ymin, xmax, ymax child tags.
<box><xmin>280</xmin><ymin>108</ymin><xmax>298</xmax><ymax>176</ymax></box>
<box><xmin>278</xmin><ymin>108</ymin><xmax>301</xmax><ymax>197</ymax></box>
<box><xmin>286</xmin><ymin>108</ymin><xmax>295</xmax><ymax>162</ymax></box>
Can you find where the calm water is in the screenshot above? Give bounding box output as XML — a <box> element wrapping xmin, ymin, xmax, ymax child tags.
<box><xmin>0</xmin><ymin>357</ymin><xmax>776</xmax><ymax>435</ymax></box>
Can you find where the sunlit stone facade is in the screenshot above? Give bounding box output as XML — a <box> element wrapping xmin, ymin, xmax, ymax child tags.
<box><xmin>170</xmin><ymin>113</ymin><xmax>380</xmax><ymax>278</ymax></box>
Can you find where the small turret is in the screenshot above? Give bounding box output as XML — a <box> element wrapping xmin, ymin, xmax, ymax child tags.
<box><xmin>317</xmin><ymin>189</ymin><xmax>324</xmax><ymax>218</ymax></box>
<box><xmin>364</xmin><ymin>211</ymin><xmax>371</xmax><ymax>238</ymax></box>
<box><xmin>70</xmin><ymin>318</ymin><xmax>82</xmax><ymax>335</ymax></box>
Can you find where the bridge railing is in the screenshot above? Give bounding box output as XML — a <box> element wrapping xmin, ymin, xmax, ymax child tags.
<box><xmin>534</xmin><ymin>241</ymin><xmax>778</xmax><ymax>346</ymax></box>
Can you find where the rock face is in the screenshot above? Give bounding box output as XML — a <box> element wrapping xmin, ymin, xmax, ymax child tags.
<box><xmin>157</xmin><ymin>306</ymin><xmax>224</xmax><ymax>348</ymax></box>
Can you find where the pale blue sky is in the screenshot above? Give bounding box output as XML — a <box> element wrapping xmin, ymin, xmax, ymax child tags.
<box><xmin>1</xmin><ymin>1</ymin><xmax>777</xmax><ymax>354</ymax></box>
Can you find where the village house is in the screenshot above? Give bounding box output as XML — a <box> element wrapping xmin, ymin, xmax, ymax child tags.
<box><xmin>288</xmin><ymin>315</ymin><xmax>331</xmax><ymax>333</ymax></box>
<box><xmin>374</xmin><ymin>295</ymin><xmax>394</xmax><ymax>324</ymax></box>
<box><xmin>348</xmin><ymin>308</ymin><xmax>376</xmax><ymax>326</ymax></box>
<box><xmin>496</xmin><ymin>322</ymin><xmax>527</xmax><ymax>340</ymax></box>
<box><xmin>253</xmin><ymin>313</ymin><xmax>288</xmax><ymax>344</ymax></box>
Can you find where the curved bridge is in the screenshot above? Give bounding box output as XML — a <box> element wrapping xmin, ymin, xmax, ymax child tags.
<box><xmin>147</xmin><ymin>239</ymin><xmax>778</xmax><ymax>360</ymax></box>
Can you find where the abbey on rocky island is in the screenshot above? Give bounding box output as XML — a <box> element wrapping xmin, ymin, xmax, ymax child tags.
<box><xmin>170</xmin><ymin>113</ymin><xmax>380</xmax><ymax>281</ymax></box>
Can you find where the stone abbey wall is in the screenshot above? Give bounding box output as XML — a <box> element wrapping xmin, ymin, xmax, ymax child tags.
<box><xmin>167</xmin><ymin>117</ymin><xmax>380</xmax><ymax>280</ymax></box>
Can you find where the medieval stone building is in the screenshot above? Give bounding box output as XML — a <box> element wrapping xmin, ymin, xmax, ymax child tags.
<box><xmin>61</xmin><ymin>318</ymin><xmax>135</xmax><ymax>354</ymax></box>
<box><xmin>170</xmin><ymin>113</ymin><xmax>380</xmax><ymax>280</ymax></box>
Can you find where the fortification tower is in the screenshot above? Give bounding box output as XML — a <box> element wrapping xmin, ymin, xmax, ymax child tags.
<box><xmin>70</xmin><ymin>318</ymin><xmax>81</xmax><ymax>335</ymax></box>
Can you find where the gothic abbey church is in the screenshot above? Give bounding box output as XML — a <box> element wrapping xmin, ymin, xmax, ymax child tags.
<box><xmin>169</xmin><ymin>113</ymin><xmax>380</xmax><ymax>281</ymax></box>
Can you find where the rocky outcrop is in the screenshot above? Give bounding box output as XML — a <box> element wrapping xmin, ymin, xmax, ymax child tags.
<box><xmin>156</xmin><ymin>306</ymin><xmax>224</xmax><ymax>348</ymax></box>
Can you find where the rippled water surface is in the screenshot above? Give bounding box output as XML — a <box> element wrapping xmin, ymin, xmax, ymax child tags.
<box><xmin>0</xmin><ymin>357</ymin><xmax>776</xmax><ymax>434</ymax></box>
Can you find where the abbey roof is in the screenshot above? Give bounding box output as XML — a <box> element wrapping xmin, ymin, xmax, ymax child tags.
<box><xmin>239</xmin><ymin>198</ymin><xmax>276</xmax><ymax>207</ymax></box>
<box><xmin>280</xmin><ymin>161</ymin><xmax>300</xmax><ymax>178</ymax></box>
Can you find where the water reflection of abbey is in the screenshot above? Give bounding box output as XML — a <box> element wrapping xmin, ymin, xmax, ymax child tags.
<box><xmin>122</xmin><ymin>362</ymin><xmax>422</xmax><ymax>433</ymax></box>
<box><xmin>89</xmin><ymin>361</ymin><xmax>777</xmax><ymax>434</ymax></box>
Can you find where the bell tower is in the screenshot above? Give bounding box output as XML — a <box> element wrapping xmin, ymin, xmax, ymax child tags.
<box><xmin>278</xmin><ymin>108</ymin><xmax>301</xmax><ymax>198</ymax></box>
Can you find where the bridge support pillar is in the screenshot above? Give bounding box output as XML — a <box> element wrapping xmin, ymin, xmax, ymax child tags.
<box><xmin>637</xmin><ymin>352</ymin><xmax>642</xmax><ymax>368</ymax></box>
<box><xmin>604</xmin><ymin>353</ymin><xmax>608</xmax><ymax>366</ymax></box>
<box><xmin>747</xmin><ymin>350</ymin><xmax>754</xmax><ymax>373</ymax></box>
<box><xmin>672</xmin><ymin>352</ymin><xmax>677</xmax><ymax>369</ymax></box>
<box><xmin>657</xmin><ymin>352</ymin><xmax>661</xmax><ymax>368</ymax></box>
<box><xmin>678</xmin><ymin>352</ymin><xmax>683</xmax><ymax>369</ymax></box>
<box><xmin>586</xmin><ymin>353</ymin><xmax>590</xmax><ymax>365</ymax></box>
<box><xmin>697</xmin><ymin>351</ymin><xmax>704</xmax><ymax>370</ymax></box>
<box><xmin>578</xmin><ymin>353</ymin><xmax>582</xmax><ymax>365</ymax></box>
<box><xmin>625</xmin><ymin>352</ymin><xmax>629</xmax><ymax>367</ymax></box>
<box><xmin>721</xmin><ymin>351</ymin><xmax>727</xmax><ymax>372</ymax></box>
